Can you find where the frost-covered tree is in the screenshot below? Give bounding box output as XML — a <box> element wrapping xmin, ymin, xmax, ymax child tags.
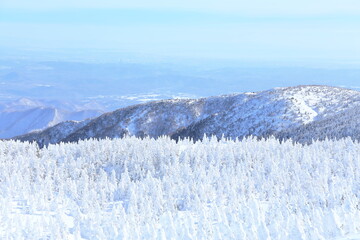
<box><xmin>0</xmin><ymin>137</ymin><xmax>360</xmax><ymax>239</ymax></box>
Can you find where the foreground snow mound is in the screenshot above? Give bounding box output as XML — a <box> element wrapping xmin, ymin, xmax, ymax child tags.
<box><xmin>1</xmin><ymin>137</ymin><xmax>360</xmax><ymax>239</ymax></box>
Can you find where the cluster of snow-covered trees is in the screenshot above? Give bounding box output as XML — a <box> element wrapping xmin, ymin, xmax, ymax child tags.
<box><xmin>276</xmin><ymin>105</ymin><xmax>360</xmax><ymax>144</ymax></box>
<box><xmin>0</xmin><ymin>136</ymin><xmax>360</xmax><ymax>239</ymax></box>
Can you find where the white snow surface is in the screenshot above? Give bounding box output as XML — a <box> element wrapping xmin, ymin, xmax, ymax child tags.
<box><xmin>1</xmin><ymin>136</ymin><xmax>360</xmax><ymax>239</ymax></box>
<box><xmin>280</xmin><ymin>85</ymin><xmax>360</xmax><ymax>122</ymax></box>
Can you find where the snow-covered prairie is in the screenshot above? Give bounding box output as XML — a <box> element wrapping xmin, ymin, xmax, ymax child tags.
<box><xmin>0</xmin><ymin>137</ymin><xmax>360</xmax><ymax>239</ymax></box>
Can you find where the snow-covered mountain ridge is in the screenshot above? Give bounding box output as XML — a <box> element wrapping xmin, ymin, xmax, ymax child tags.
<box><xmin>173</xmin><ymin>85</ymin><xmax>360</xmax><ymax>141</ymax></box>
<box><xmin>14</xmin><ymin>85</ymin><xmax>360</xmax><ymax>146</ymax></box>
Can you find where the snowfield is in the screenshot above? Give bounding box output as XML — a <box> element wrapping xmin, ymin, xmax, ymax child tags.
<box><xmin>1</xmin><ymin>136</ymin><xmax>360</xmax><ymax>239</ymax></box>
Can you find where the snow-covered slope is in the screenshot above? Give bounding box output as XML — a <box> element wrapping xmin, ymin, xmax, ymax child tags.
<box><xmin>15</xmin><ymin>94</ymin><xmax>245</xmax><ymax>146</ymax></box>
<box><xmin>14</xmin><ymin>85</ymin><xmax>360</xmax><ymax>146</ymax></box>
<box><xmin>173</xmin><ymin>85</ymin><xmax>360</xmax><ymax>140</ymax></box>
<box><xmin>16</xmin><ymin>120</ymin><xmax>92</xmax><ymax>147</ymax></box>
<box><xmin>1</xmin><ymin>137</ymin><xmax>360</xmax><ymax>239</ymax></box>
<box><xmin>276</xmin><ymin>105</ymin><xmax>360</xmax><ymax>144</ymax></box>
<box><xmin>0</xmin><ymin>98</ymin><xmax>103</xmax><ymax>138</ymax></box>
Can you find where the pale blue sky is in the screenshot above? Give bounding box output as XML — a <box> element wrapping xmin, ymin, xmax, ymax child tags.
<box><xmin>1</xmin><ymin>0</ymin><xmax>360</xmax><ymax>61</ymax></box>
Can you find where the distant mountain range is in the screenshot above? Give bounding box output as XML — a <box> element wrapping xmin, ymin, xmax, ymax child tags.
<box><xmin>13</xmin><ymin>85</ymin><xmax>360</xmax><ymax>146</ymax></box>
<box><xmin>0</xmin><ymin>98</ymin><xmax>103</xmax><ymax>138</ymax></box>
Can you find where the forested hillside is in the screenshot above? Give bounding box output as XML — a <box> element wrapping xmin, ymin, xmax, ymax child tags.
<box><xmin>14</xmin><ymin>85</ymin><xmax>360</xmax><ymax>146</ymax></box>
<box><xmin>276</xmin><ymin>105</ymin><xmax>360</xmax><ymax>144</ymax></box>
